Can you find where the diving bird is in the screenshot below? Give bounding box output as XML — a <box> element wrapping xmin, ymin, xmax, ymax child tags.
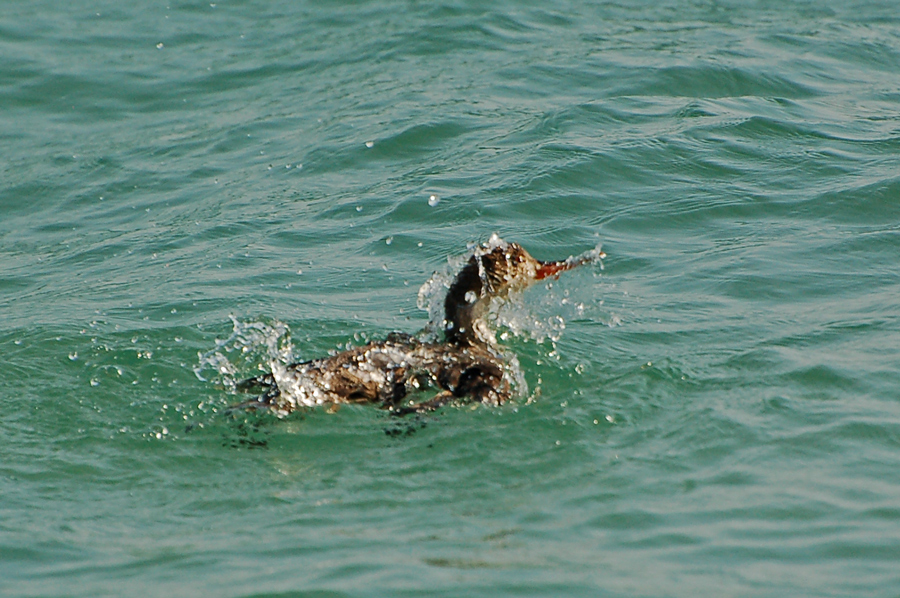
<box><xmin>231</xmin><ymin>238</ymin><xmax>603</xmax><ymax>416</ymax></box>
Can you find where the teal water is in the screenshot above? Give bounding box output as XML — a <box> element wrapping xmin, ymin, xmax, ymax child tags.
<box><xmin>3</xmin><ymin>1</ymin><xmax>900</xmax><ymax>596</ymax></box>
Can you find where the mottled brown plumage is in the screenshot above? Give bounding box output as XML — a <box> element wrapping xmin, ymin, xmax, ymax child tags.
<box><xmin>232</xmin><ymin>240</ymin><xmax>599</xmax><ymax>416</ymax></box>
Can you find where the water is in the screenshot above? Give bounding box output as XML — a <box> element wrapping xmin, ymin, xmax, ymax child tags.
<box><xmin>2</xmin><ymin>1</ymin><xmax>899</xmax><ymax>596</ymax></box>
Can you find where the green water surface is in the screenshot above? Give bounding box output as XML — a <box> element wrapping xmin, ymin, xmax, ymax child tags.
<box><xmin>2</xmin><ymin>1</ymin><xmax>900</xmax><ymax>596</ymax></box>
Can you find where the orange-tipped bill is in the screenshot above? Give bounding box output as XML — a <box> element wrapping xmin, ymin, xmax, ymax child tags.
<box><xmin>535</xmin><ymin>260</ymin><xmax>576</xmax><ymax>280</ymax></box>
<box><xmin>534</xmin><ymin>247</ymin><xmax>606</xmax><ymax>280</ymax></box>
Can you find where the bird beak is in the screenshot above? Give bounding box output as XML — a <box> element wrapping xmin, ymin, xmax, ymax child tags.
<box><xmin>534</xmin><ymin>250</ymin><xmax>606</xmax><ymax>280</ymax></box>
<box><xmin>535</xmin><ymin>260</ymin><xmax>573</xmax><ymax>280</ymax></box>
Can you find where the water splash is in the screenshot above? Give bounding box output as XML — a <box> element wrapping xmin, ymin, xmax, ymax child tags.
<box><xmin>416</xmin><ymin>266</ymin><xmax>454</xmax><ymax>341</ymax></box>
<box><xmin>194</xmin><ymin>316</ymin><xmax>293</xmax><ymax>391</ymax></box>
<box><xmin>198</xmin><ymin>238</ymin><xmax>605</xmax><ymax>410</ymax></box>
